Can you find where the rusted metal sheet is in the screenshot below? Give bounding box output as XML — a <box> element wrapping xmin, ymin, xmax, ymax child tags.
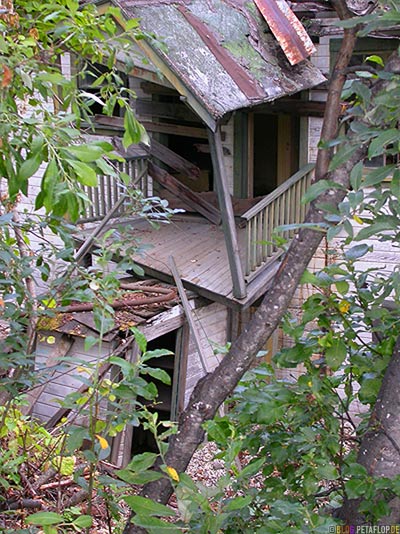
<box><xmin>177</xmin><ymin>5</ymin><xmax>265</xmax><ymax>100</ymax></box>
<box><xmin>254</xmin><ymin>0</ymin><xmax>316</xmax><ymax>65</ymax></box>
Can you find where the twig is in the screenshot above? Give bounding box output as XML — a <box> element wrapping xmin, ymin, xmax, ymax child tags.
<box><xmin>0</xmin><ymin>499</ymin><xmax>43</xmax><ymax>512</ymax></box>
<box><xmin>62</xmin><ymin>489</ymin><xmax>89</xmax><ymax>509</ymax></box>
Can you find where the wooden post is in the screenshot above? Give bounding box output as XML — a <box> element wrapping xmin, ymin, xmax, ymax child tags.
<box><xmin>208</xmin><ymin>127</ymin><xmax>247</xmax><ymax>299</ymax></box>
<box><xmin>168</xmin><ymin>256</ymin><xmax>209</xmax><ymax>374</ymax></box>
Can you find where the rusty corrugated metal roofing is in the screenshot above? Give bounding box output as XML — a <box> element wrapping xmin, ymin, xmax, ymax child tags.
<box><xmin>254</xmin><ymin>0</ymin><xmax>316</xmax><ymax>65</ymax></box>
<box><xmin>98</xmin><ymin>0</ymin><xmax>326</xmax><ymax>120</ymax></box>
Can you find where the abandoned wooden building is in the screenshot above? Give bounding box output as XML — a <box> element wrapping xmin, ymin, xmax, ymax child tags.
<box><xmin>28</xmin><ymin>0</ymin><xmax>400</xmax><ymax>459</ymax></box>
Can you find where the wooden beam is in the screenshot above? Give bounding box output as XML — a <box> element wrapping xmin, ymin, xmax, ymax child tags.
<box><xmin>149</xmin><ymin>138</ymin><xmax>201</xmax><ymax>181</ymax></box>
<box><xmin>208</xmin><ymin>127</ymin><xmax>247</xmax><ymax>300</ymax></box>
<box><xmin>94</xmin><ymin>115</ymin><xmax>211</xmax><ymax>139</ymax></box>
<box><xmin>136</xmin><ymin>100</ymin><xmax>199</xmax><ymax>123</ymax></box>
<box><xmin>256</xmin><ymin>99</ymin><xmax>326</xmax><ymax>117</ymax></box>
<box><xmin>148</xmin><ymin>161</ymin><xmax>221</xmax><ymax>225</ymax></box>
<box><xmin>168</xmin><ymin>257</ymin><xmax>209</xmax><ymax>374</ymax></box>
<box><xmin>140</xmin><ymin>81</ymin><xmax>178</xmax><ymax>96</ymax></box>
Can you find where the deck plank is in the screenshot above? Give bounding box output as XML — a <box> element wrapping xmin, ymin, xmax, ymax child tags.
<box><xmin>76</xmin><ymin>215</ymin><xmax>278</xmax><ymax>309</ymax></box>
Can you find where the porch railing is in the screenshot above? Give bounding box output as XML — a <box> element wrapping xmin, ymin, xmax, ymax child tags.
<box><xmin>79</xmin><ymin>156</ymin><xmax>149</xmax><ymax>223</ymax></box>
<box><xmin>241</xmin><ymin>163</ymin><xmax>315</xmax><ymax>281</ymax></box>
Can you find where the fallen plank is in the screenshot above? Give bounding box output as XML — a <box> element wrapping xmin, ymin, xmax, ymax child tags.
<box><xmin>149</xmin><ymin>138</ymin><xmax>201</xmax><ymax>181</ymax></box>
<box><xmin>168</xmin><ymin>256</ymin><xmax>209</xmax><ymax>374</ymax></box>
<box><xmin>148</xmin><ymin>161</ymin><xmax>221</xmax><ymax>225</ymax></box>
<box><xmin>136</xmin><ymin>99</ymin><xmax>199</xmax><ymax>123</ymax></box>
<box><xmin>94</xmin><ymin>115</ymin><xmax>211</xmax><ymax>139</ymax></box>
<box><xmin>45</xmin><ymin>335</ymin><xmax>136</xmax><ymax>429</ymax></box>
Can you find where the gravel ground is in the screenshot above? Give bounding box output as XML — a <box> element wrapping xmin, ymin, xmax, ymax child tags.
<box><xmin>186</xmin><ymin>441</ymin><xmax>226</xmax><ymax>487</ymax></box>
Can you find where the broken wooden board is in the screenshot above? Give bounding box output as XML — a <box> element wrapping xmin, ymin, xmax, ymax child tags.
<box><xmin>148</xmin><ymin>161</ymin><xmax>221</xmax><ymax>225</ymax></box>
<box><xmin>94</xmin><ymin>115</ymin><xmax>211</xmax><ymax>139</ymax></box>
<box><xmin>254</xmin><ymin>0</ymin><xmax>316</xmax><ymax>65</ymax></box>
<box><xmin>148</xmin><ymin>138</ymin><xmax>201</xmax><ymax>181</ymax></box>
<box><xmin>136</xmin><ymin>99</ymin><xmax>199</xmax><ymax>123</ymax></box>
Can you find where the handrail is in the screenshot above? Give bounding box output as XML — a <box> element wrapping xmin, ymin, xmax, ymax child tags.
<box><xmin>241</xmin><ymin>163</ymin><xmax>315</xmax><ymax>221</ymax></box>
<box><xmin>243</xmin><ymin>163</ymin><xmax>315</xmax><ymax>280</ymax></box>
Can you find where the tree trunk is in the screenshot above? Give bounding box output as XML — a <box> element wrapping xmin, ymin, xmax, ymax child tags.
<box><xmin>338</xmin><ymin>336</ymin><xmax>400</xmax><ymax>525</ymax></box>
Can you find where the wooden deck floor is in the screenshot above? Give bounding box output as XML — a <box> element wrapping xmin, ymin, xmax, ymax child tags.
<box><xmin>78</xmin><ymin>215</ymin><xmax>279</xmax><ymax>309</ymax></box>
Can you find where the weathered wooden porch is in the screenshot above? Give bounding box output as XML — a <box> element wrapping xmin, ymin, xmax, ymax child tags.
<box><xmin>77</xmin><ymin>148</ymin><xmax>314</xmax><ymax>309</ymax></box>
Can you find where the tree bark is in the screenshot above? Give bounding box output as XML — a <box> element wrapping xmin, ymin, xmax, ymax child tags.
<box><xmin>338</xmin><ymin>337</ymin><xmax>400</xmax><ymax>525</ymax></box>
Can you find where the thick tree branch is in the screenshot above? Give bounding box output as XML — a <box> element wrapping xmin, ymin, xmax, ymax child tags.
<box><xmin>315</xmin><ymin>0</ymin><xmax>357</xmax><ymax>178</ymax></box>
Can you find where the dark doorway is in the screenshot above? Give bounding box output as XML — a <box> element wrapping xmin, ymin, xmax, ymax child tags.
<box><xmin>253</xmin><ymin>113</ymin><xmax>300</xmax><ymax>197</ymax></box>
<box><xmin>130</xmin><ymin>328</ymin><xmax>187</xmax><ymax>455</ymax></box>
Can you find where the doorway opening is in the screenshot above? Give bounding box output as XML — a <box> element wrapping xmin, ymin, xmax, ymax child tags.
<box><xmin>253</xmin><ymin>113</ymin><xmax>300</xmax><ymax>197</ymax></box>
<box><xmin>130</xmin><ymin>326</ymin><xmax>188</xmax><ymax>455</ymax></box>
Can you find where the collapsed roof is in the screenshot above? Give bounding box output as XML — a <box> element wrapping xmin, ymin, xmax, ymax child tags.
<box><xmin>94</xmin><ymin>0</ymin><xmax>326</xmax><ymax>126</ymax></box>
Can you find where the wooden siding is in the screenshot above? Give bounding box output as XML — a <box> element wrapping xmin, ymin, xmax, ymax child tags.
<box><xmin>32</xmin><ymin>333</ymin><xmax>116</xmax><ymax>423</ymax></box>
<box><xmin>32</xmin><ymin>300</ymin><xmax>228</xmax><ymax>432</ymax></box>
<box><xmin>184</xmin><ymin>301</ymin><xmax>228</xmax><ymax>405</ymax></box>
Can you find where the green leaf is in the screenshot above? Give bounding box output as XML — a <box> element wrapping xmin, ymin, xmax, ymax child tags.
<box><xmin>368</xmin><ymin>130</ymin><xmax>400</xmax><ymax>159</ymax></box>
<box><xmin>275</xmin><ymin>344</ymin><xmax>313</xmax><ymax>367</ymax></box>
<box><xmin>126</xmin><ymin>452</ymin><xmax>158</xmax><ymax>473</ymax></box>
<box><xmin>359</xmin><ymin>377</ymin><xmax>381</xmax><ymax>404</ymax></box>
<box><xmin>366</xmin><ymin>54</ymin><xmax>384</xmax><ymax>67</ymax></box>
<box><xmin>123</xmin><ymin>495</ymin><xmax>176</xmax><ymax>517</ymax></box>
<box><xmin>142</xmin><ymin>367</ymin><xmax>171</xmax><ymax>385</ymax></box>
<box><xmin>26</xmin><ymin>512</ymin><xmax>63</xmax><ymax>526</ymax></box>
<box><xmin>67</xmin><ymin>159</ymin><xmax>98</xmax><ymax>187</ymax></box>
<box><xmin>344</xmin><ymin>243</ymin><xmax>370</xmax><ymax>260</ymax></box>
<box><xmin>301</xmin><ymin>180</ymin><xmax>343</xmax><ymax>204</ymax></box>
<box><xmin>335</xmin><ymin>280</ymin><xmax>349</xmax><ymax>295</ymax></box>
<box><xmin>329</xmin><ymin>145</ymin><xmax>358</xmax><ymax>171</ymax></box>
<box><xmin>64</xmin><ymin>144</ymin><xmax>104</xmax><ymax>162</ymax></box>
<box><xmin>224</xmin><ymin>495</ymin><xmax>253</xmax><ymax>512</ymax></box>
<box><xmin>142</xmin><ymin>349</ymin><xmax>174</xmax><ymax>363</ymax></box>
<box><xmin>123</xmin><ymin>108</ymin><xmax>144</xmax><ymax>148</ymax></box>
<box><xmin>300</xmin><ymin>270</ymin><xmax>320</xmax><ymax>285</ymax></box>
<box><xmin>390</xmin><ymin>169</ymin><xmax>400</xmax><ymax>199</ymax></box>
<box><xmin>132</xmin><ymin>326</ymin><xmax>147</xmax><ymax>353</ymax></box>
<box><xmin>238</xmin><ymin>458</ymin><xmax>264</xmax><ymax>479</ymax></box>
<box><xmin>355</xmin><ymin>221</ymin><xmax>396</xmax><ymax>241</ymax></box>
<box><xmin>316</xmin><ymin>463</ymin><xmax>339</xmax><ymax>480</ymax></box>
<box><xmin>131</xmin><ymin>515</ymin><xmax>181</xmax><ymax>532</ymax></box>
<box><xmin>345</xmin><ymin>478</ymin><xmax>369</xmax><ymax>499</ymax></box>
<box><xmin>66</xmin><ymin>426</ymin><xmax>88</xmax><ymax>453</ymax></box>
<box><xmin>363</xmin><ymin>165</ymin><xmax>396</xmax><ymax>187</ymax></box>
<box><xmin>18</xmin><ymin>154</ymin><xmax>42</xmax><ymax>182</ymax></box>
<box><xmin>350</xmin><ymin>161</ymin><xmax>363</xmax><ymax>191</ymax></box>
<box><xmin>327</xmin><ymin>224</ymin><xmax>343</xmax><ymax>241</ymax></box>
<box><xmin>117</xmin><ymin>469</ymin><xmax>164</xmax><ymax>485</ymax></box>
<box><xmin>325</xmin><ymin>338</ymin><xmax>347</xmax><ymax>370</ymax></box>
<box><xmin>72</xmin><ymin>515</ymin><xmax>92</xmax><ymax>528</ymax></box>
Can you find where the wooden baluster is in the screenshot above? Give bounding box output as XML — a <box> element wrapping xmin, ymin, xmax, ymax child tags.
<box><xmin>246</xmin><ymin>219</ymin><xmax>252</xmax><ymax>276</ymax></box>
<box><xmin>268</xmin><ymin>200</ymin><xmax>274</xmax><ymax>257</ymax></box>
<box><xmin>286</xmin><ymin>186</ymin><xmax>291</xmax><ymax>238</ymax></box>
<box><xmin>87</xmin><ymin>186</ymin><xmax>94</xmax><ymax>220</ymax></box>
<box><xmin>251</xmin><ymin>217</ymin><xmax>257</xmax><ymax>271</ymax></box>
<box><xmin>106</xmin><ymin>174</ymin><xmax>113</xmax><ymax>214</ymax></box>
<box><xmin>262</xmin><ymin>206</ymin><xmax>268</xmax><ymax>263</ymax></box>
